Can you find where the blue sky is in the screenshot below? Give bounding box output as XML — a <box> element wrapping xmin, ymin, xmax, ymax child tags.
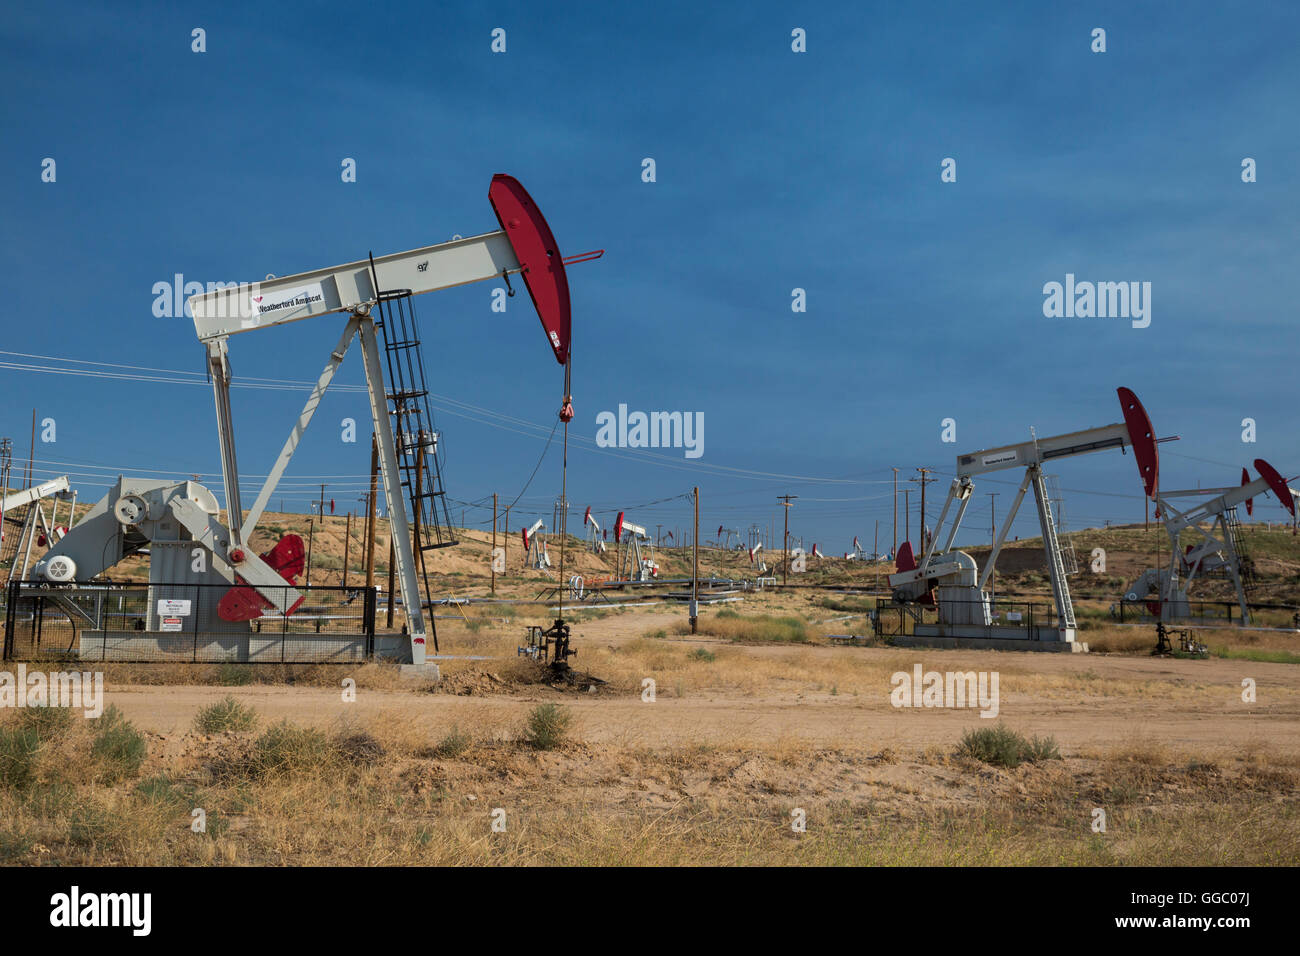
<box><xmin>2</xmin><ymin>0</ymin><xmax>1297</xmax><ymax>555</ymax></box>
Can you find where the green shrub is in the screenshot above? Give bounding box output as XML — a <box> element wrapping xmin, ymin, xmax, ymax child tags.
<box><xmin>246</xmin><ymin>721</ymin><xmax>335</xmax><ymax>777</ymax></box>
<box><xmin>431</xmin><ymin>725</ymin><xmax>472</xmax><ymax>758</ymax></box>
<box><xmin>19</xmin><ymin>705</ymin><xmax>74</xmax><ymax>743</ymax></box>
<box><xmin>959</xmin><ymin>724</ymin><xmax>1061</xmax><ymax>769</ymax></box>
<box><xmin>690</xmin><ymin>647</ymin><xmax>716</xmax><ymax>663</ymax></box>
<box><xmin>0</xmin><ymin>725</ymin><xmax>41</xmax><ymax>790</ymax></box>
<box><xmin>90</xmin><ymin>706</ymin><xmax>148</xmax><ymax>783</ymax></box>
<box><xmin>523</xmin><ymin>703</ymin><xmax>572</xmax><ymax>751</ymax></box>
<box><xmin>217</xmin><ymin>662</ymin><xmax>254</xmax><ymax>686</ymax></box>
<box><xmin>194</xmin><ymin>697</ymin><xmax>259</xmax><ymax>734</ymax></box>
<box><xmin>134</xmin><ymin>774</ymin><xmax>198</xmax><ymax>809</ymax></box>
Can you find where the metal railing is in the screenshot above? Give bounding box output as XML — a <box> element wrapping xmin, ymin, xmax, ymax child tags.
<box><xmin>4</xmin><ymin>580</ymin><xmax>376</xmax><ymax>663</ymax></box>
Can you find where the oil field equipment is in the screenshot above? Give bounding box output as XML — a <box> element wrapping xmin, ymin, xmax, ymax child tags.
<box><xmin>885</xmin><ymin>387</ymin><xmax>1167</xmax><ymax>649</ymax></box>
<box><xmin>615</xmin><ymin>511</ymin><xmax>657</xmax><ymax>581</ymax></box>
<box><xmin>2</xmin><ymin>476</ymin><xmax>73</xmax><ymax>585</ymax></box>
<box><xmin>522</xmin><ymin>518</ymin><xmax>551</xmax><ymax>569</ymax></box>
<box><xmin>583</xmin><ymin>506</ymin><xmax>607</xmax><ymax>554</ymax></box>
<box><xmin>1122</xmin><ymin>459</ymin><xmax>1296</xmax><ymax>625</ymax></box>
<box><xmin>28</xmin><ymin>175</ymin><xmax>593</xmax><ymax>667</ymax></box>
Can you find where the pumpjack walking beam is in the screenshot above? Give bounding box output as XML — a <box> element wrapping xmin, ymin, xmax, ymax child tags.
<box><xmin>188</xmin><ymin>175</ymin><xmax>595</xmax><ymax>666</ymax></box>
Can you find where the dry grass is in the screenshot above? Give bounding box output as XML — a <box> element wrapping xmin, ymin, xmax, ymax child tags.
<box><xmin>4</xmin><ymin>571</ymin><xmax>1297</xmax><ymax>866</ymax></box>
<box><xmin>2</xmin><ymin>705</ymin><xmax>1295</xmax><ymax>865</ymax></box>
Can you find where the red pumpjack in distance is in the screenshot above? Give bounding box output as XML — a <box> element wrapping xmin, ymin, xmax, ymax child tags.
<box><xmin>217</xmin><ymin>534</ymin><xmax>307</xmax><ymax>622</ymax></box>
<box><xmin>893</xmin><ymin>541</ymin><xmax>936</xmax><ymax>605</ymax></box>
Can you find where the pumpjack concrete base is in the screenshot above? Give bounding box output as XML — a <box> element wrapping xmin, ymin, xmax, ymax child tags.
<box><xmin>894</xmin><ymin>635</ymin><xmax>1089</xmax><ymax>653</ymax></box>
<box><xmin>399</xmin><ymin>662</ymin><xmax>441</xmax><ymax>681</ymax></box>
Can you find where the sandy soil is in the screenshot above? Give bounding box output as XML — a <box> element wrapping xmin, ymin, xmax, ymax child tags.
<box><xmin>102</xmin><ymin>605</ymin><xmax>1300</xmax><ymax>758</ymax></box>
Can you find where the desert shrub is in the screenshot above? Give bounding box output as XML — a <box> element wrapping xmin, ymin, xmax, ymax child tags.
<box><xmin>688</xmin><ymin>613</ymin><xmax>809</xmax><ymax>644</ymax></box>
<box><xmin>90</xmin><ymin>706</ymin><xmax>148</xmax><ymax>783</ymax></box>
<box><xmin>959</xmin><ymin>724</ymin><xmax>1061</xmax><ymax>769</ymax></box>
<box><xmin>523</xmin><ymin>703</ymin><xmax>572</xmax><ymax>751</ymax></box>
<box><xmin>217</xmin><ymin>662</ymin><xmax>254</xmax><ymax>686</ymax></box>
<box><xmin>0</xmin><ymin>725</ymin><xmax>41</xmax><ymax>790</ymax></box>
<box><xmin>430</xmin><ymin>725</ymin><xmax>472</xmax><ymax>758</ymax></box>
<box><xmin>194</xmin><ymin>697</ymin><xmax>259</xmax><ymax>733</ymax></box>
<box><xmin>690</xmin><ymin>647</ymin><xmax>716</xmax><ymax>663</ymax></box>
<box><xmin>246</xmin><ymin>721</ymin><xmax>334</xmax><ymax>777</ymax></box>
<box><xmin>19</xmin><ymin>705</ymin><xmax>74</xmax><ymax>743</ymax></box>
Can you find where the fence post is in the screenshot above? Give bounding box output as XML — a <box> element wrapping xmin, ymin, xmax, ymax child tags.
<box><xmin>282</xmin><ymin>587</ymin><xmax>289</xmax><ymax>664</ymax></box>
<box><xmin>2</xmin><ymin>581</ymin><xmax>16</xmax><ymax>660</ymax></box>
<box><xmin>365</xmin><ymin>586</ymin><xmax>376</xmax><ymax>658</ymax></box>
<box><xmin>192</xmin><ymin>585</ymin><xmax>201</xmax><ymax>663</ymax></box>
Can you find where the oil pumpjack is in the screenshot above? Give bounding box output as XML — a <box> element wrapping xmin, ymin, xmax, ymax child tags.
<box><xmin>1122</xmin><ymin>459</ymin><xmax>1296</xmax><ymax>624</ymax></box>
<box><xmin>886</xmin><ymin>387</ymin><xmax>1166</xmax><ymax>650</ymax></box>
<box><xmin>583</xmin><ymin>507</ymin><xmax>607</xmax><ymax>554</ymax></box>
<box><xmin>615</xmin><ymin>511</ymin><xmax>658</xmax><ymax>582</ymax></box>
<box><xmin>33</xmin><ymin>175</ymin><xmax>593</xmax><ymax>669</ymax></box>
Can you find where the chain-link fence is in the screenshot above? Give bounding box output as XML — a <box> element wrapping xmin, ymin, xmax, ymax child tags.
<box><xmin>4</xmin><ymin>580</ymin><xmax>376</xmax><ymax>663</ymax></box>
<box><xmin>874</xmin><ymin>597</ymin><xmax>1059</xmax><ymax>640</ymax></box>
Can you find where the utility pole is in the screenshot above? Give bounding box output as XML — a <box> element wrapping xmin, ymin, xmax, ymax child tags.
<box><xmin>690</xmin><ymin>486</ymin><xmax>699</xmax><ymax>634</ymax></box>
<box><xmin>318</xmin><ymin>484</ymin><xmax>325</xmax><ymax>524</ymax></box>
<box><xmin>910</xmin><ymin>468</ymin><xmax>937</xmax><ymax>553</ymax></box>
<box><xmin>343</xmin><ymin>511</ymin><xmax>352</xmax><ymax>589</ymax></box>
<box><xmin>892</xmin><ymin>466</ymin><xmax>899</xmax><ymax>558</ymax></box>
<box><xmin>777</xmin><ymin>495</ymin><xmax>797</xmax><ymax>586</ymax></box>
<box><xmin>305</xmin><ymin>518</ymin><xmax>315</xmax><ymax>587</ymax></box>
<box><xmin>873</xmin><ymin>519</ymin><xmax>879</xmax><ymax>561</ymax></box>
<box><xmin>989</xmin><ymin>492</ymin><xmax>999</xmax><ymax>604</ymax></box>
<box><xmin>27</xmin><ymin>409</ymin><xmax>36</xmax><ymax>488</ymax></box>
<box><xmin>491</xmin><ymin>492</ymin><xmax>498</xmax><ymax>595</ymax></box>
<box><xmin>904</xmin><ymin>490</ymin><xmax>910</xmax><ymax>546</ymax></box>
<box><xmin>386</xmin><ymin>534</ymin><xmax>395</xmax><ymax>629</ymax></box>
<box><xmin>365</xmin><ymin>435</ymin><xmax>378</xmax><ymax>591</ymax></box>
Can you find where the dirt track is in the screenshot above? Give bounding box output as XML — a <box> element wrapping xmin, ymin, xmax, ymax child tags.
<box><xmin>102</xmin><ymin>608</ymin><xmax>1300</xmax><ymax>758</ymax></box>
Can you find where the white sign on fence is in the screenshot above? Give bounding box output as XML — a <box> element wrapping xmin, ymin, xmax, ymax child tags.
<box><xmin>157</xmin><ymin>599</ymin><xmax>192</xmax><ymax>617</ymax></box>
<box><xmin>160</xmin><ymin>617</ymin><xmax>184</xmax><ymax>632</ymax></box>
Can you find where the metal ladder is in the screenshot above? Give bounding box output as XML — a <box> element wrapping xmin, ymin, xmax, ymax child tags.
<box><xmin>372</xmin><ymin>286</ymin><xmax>457</xmax><ymax>571</ymax></box>
<box><xmin>1045</xmin><ymin>474</ymin><xmax>1079</xmax><ymax>574</ymax></box>
<box><xmin>1222</xmin><ymin>507</ymin><xmax>1255</xmax><ymax>593</ymax></box>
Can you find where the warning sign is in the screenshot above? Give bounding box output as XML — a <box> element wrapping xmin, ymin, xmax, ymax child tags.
<box><xmin>157</xmin><ymin>599</ymin><xmax>191</xmax><ymax>617</ymax></box>
<box><xmin>160</xmin><ymin>617</ymin><xmax>184</xmax><ymax>632</ymax></box>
